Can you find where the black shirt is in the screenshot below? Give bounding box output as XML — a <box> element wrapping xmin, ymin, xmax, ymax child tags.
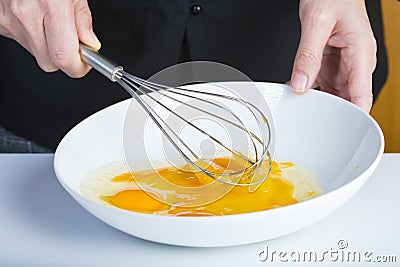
<box><xmin>0</xmin><ymin>0</ymin><xmax>387</xmax><ymax>150</ymax></box>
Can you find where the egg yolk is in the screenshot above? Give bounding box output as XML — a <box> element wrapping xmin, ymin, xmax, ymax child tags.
<box><xmin>101</xmin><ymin>190</ymin><xmax>165</xmax><ymax>214</ymax></box>
<box><xmin>99</xmin><ymin>157</ymin><xmax>305</xmax><ymax>216</ymax></box>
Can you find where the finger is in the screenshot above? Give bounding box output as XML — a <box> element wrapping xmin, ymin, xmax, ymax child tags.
<box><xmin>290</xmin><ymin>9</ymin><xmax>334</xmax><ymax>94</ymax></box>
<box><xmin>43</xmin><ymin>0</ymin><xmax>90</xmax><ymax>78</ymax></box>
<box><xmin>28</xmin><ymin>24</ymin><xmax>59</xmax><ymax>73</ymax></box>
<box><xmin>8</xmin><ymin>1</ymin><xmax>58</xmax><ymax>72</ymax></box>
<box><xmin>73</xmin><ymin>0</ymin><xmax>101</xmax><ymax>50</ymax></box>
<box><xmin>317</xmin><ymin>49</ymin><xmax>348</xmax><ymax>98</ymax></box>
<box><xmin>342</xmin><ymin>43</ymin><xmax>375</xmax><ymax>112</ymax></box>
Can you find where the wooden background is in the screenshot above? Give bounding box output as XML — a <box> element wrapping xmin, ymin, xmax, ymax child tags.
<box><xmin>371</xmin><ymin>1</ymin><xmax>400</xmax><ymax>152</ymax></box>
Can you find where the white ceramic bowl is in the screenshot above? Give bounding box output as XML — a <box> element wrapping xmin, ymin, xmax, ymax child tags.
<box><xmin>54</xmin><ymin>82</ymin><xmax>384</xmax><ymax>247</ymax></box>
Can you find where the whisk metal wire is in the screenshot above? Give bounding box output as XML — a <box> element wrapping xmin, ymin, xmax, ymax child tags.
<box><xmin>79</xmin><ymin>44</ymin><xmax>272</xmax><ymax>186</ymax></box>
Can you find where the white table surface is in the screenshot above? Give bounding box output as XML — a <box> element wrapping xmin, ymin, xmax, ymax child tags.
<box><xmin>0</xmin><ymin>153</ymin><xmax>399</xmax><ymax>267</ymax></box>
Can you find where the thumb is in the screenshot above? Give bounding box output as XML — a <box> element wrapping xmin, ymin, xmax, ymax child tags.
<box><xmin>73</xmin><ymin>0</ymin><xmax>101</xmax><ymax>50</ymax></box>
<box><xmin>290</xmin><ymin>12</ymin><xmax>333</xmax><ymax>93</ymax></box>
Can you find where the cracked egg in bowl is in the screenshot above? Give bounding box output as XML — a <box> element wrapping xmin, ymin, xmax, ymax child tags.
<box><xmin>54</xmin><ymin>82</ymin><xmax>383</xmax><ymax>247</ymax></box>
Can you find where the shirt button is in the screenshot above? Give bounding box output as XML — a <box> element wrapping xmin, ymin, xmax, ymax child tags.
<box><xmin>191</xmin><ymin>4</ymin><xmax>202</xmax><ymax>15</ymax></box>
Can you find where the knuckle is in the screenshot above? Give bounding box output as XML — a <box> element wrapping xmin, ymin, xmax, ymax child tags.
<box><xmin>359</xmin><ymin>30</ymin><xmax>377</xmax><ymax>53</ymax></box>
<box><xmin>370</xmin><ymin>34</ymin><xmax>378</xmax><ymax>52</ymax></box>
<box><xmin>370</xmin><ymin>35</ymin><xmax>377</xmax><ymax>54</ymax></box>
<box><xmin>51</xmin><ymin>50</ymin><xmax>74</xmax><ymax>68</ymax></box>
<box><xmin>356</xmin><ymin>34</ymin><xmax>377</xmax><ymax>71</ymax></box>
<box><xmin>296</xmin><ymin>48</ymin><xmax>319</xmax><ymax>66</ymax></box>
<box><xmin>41</xmin><ymin>65</ymin><xmax>59</xmax><ymax>73</ymax></box>
<box><xmin>37</xmin><ymin>59</ymin><xmax>58</xmax><ymax>73</ymax></box>
<box><xmin>310</xmin><ymin>10</ymin><xmax>329</xmax><ymax>24</ymax></box>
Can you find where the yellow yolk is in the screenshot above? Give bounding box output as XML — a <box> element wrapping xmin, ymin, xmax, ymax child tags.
<box><xmin>94</xmin><ymin>157</ymin><xmax>320</xmax><ymax>216</ymax></box>
<box><xmin>101</xmin><ymin>190</ymin><xmax>165</xmax><ymax>214</ymax></box>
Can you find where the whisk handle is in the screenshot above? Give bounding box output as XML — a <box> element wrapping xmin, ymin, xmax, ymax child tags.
<box><xmin>79</xmin><ymin>43</ymin><xmax>123</xmax><ymax>82</ymax></box>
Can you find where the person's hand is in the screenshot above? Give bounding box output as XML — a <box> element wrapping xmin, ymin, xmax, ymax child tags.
<box><xmin>290</xmin><ymin>0</ymin><xmax>377</xmax><ymax>112</ymax></box>
<box><xmin>0</xmin><ymin>0</ymin><xmax>101</xmax><ymax>77</ymax></box>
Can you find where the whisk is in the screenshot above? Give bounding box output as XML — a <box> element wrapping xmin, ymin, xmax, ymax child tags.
<box><xmin>79</xmin><ymin>44</ymin><xmax>273</xmax><ymax>186</ymax></box>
